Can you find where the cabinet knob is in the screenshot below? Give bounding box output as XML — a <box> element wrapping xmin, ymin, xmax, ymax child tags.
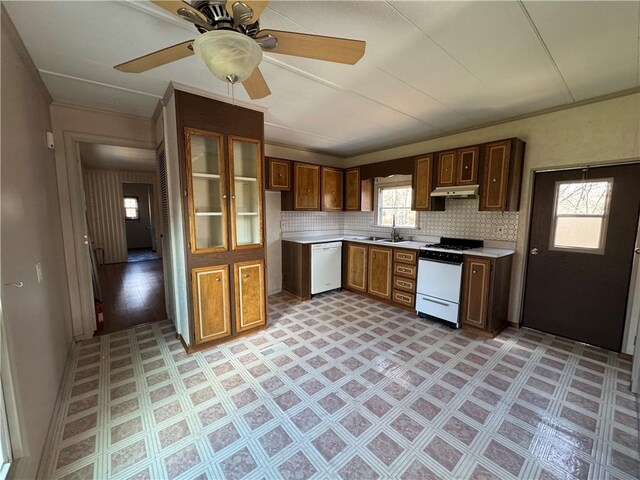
<box><xmin>232</xmin><ymin>195</ymin><xmax>236</xmax><ymax>199</ymax></box>
<box><xmin>465</xmin><ymin>166</ymin><xmax>469</xmax><ymax>169</ymax></box>
<box><xmin>473</xmin><ymin>269</ymin><xmax>477</xmax><ymax>274</ymax></box>
<box><xmin>215</xmin><ymin>278</ymin><xmax>221</xmax><ymax>282</ymax></box>
<box><xmin>222</xmin><ymin>194</ymin><xmax>228</xmax><ymax>199</ymax></box>
<box><xmin>243</xmin><ymin>274</ymin><xmax>249</xmax><ymax>279</ymax></box>
<box><xmin>278</xmin><ymin>173</ymin><xmax>282</xmax><ymax>177</ymax></box>
<box><xmin>492</xmin><ymin>178</ymin><xmax>497</xmax><ymax>182</ymax></box>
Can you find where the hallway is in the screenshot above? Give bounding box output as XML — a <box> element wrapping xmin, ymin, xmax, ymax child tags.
<box><xmin>98</xmin><ymin>259</ymin><xmax>166</xmax><ymax>334</ymax></box>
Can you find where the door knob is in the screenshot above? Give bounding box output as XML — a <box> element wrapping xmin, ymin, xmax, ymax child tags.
<box><xmin>530</xmin><ymin>248</ymin><xmax>539</xmax><ymax>255</ymax></box>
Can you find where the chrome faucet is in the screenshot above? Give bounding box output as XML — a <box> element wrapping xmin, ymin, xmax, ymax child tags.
<box><xmin>391</xmin><ymin>215</ymin><xmax>401</xmax><ymax>242</ymax></box>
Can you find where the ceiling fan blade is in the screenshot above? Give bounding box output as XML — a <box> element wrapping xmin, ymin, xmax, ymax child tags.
<box><xmin>226</xmin><ymin>0</ymin><xmax>269</xmax><ymax>23</ymax></box>
<box><xmin>114</xmin><ymin>40</ymin><xmax>195</xmax><ymax>73</ymax></box>
<box><xmin>151</xmin><ymin>1</ymin><xmax>209</xmax><ymax>23</ymax></box>
<box><xmin>242</xmin><ymin>67</ymin><xmax>271</xmax><ymax>99</ymax></box>
<box><xmin>257</xmin><ymin>29</ymin><xmax>365</xmax><ymax>65</ymax></box>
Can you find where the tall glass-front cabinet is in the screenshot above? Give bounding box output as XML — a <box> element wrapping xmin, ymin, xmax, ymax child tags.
<box><xmin>162</xmin><ymin>90</ymin><xmax>266</xmax><ymax>350</ymax></box>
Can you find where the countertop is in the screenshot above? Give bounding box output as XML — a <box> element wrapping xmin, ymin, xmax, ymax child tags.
<box><xmin>282</xmin><ymin>235</ymin><xmax>514</xmax><ymax>257</ymax></box>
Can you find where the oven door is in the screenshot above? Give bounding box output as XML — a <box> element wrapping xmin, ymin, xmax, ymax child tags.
<box><xmin>416</xmin><ymin>258</ymin><xmax>463</xmax><ymax>302</ymax></box>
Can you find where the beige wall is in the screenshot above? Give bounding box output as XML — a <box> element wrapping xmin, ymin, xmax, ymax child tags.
<box><xmin>1</xmin><ymin>10</ymin><xmax>73</xmax><ymax>478</ymax></box>
<box><xmin>83</xmin><ymin>169</ymin><xmax>159</xmax><ymax>264</ymax></box>
<box><xmin>50</xmin><ymin>104</ymin><xmax>156</xmax><ymax>337</ymax></box>
<box><xmin>346</xmin><ymin>93</ymin><xmax>640</xmax><ymax>352</ymax></box>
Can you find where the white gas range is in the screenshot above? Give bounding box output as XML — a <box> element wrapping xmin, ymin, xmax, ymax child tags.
<box><xmin>416</xmin><ymin>237</ymin><xmax>484</xmax><ymax>328</ymax></box>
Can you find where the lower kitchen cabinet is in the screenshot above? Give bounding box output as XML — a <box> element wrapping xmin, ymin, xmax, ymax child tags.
<box><xmin>345</xmin><ymin>242</ymin><xmax>368</xmax><ymax>293</ymax></box>
<box><xmin>368</xmin><ymin>246</ymin><xmax>392</xmax><ymax>300</ymax></box>
<box><xmin>191</xmin><ymin>265</ymin><xmax>231</xmax><ymax>344</ymax></box>
<box><xmin>281</xmin><ymin>240</ymin><xmax>311</xmax><ymax>299</ymax></box>
<box><xmin>392</xmin><ymin>248</ymin><xmax>417</xmax><ymax>309</ymax></box>
<box><xmin>461</xmin><ymin>255</ymin><xmax>512</xmax><ymax>337</ymax></box>
<box><xmin>234</xmin><ymin>260</ymin><xmax>266</xmax><ymax>333</ymax></box>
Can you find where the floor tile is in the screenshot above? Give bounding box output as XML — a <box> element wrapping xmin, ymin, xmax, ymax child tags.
<box><xmin>40</xmin><ymin>292</ymin><xmax>640</xmax><ymax>480</ymax></box>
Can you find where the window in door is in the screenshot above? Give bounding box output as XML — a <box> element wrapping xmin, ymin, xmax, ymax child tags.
<box><xmin>549</xmin><ymin>178</ymin><xmax>613</xmax><ymax>254</ymax></box>
<box><xmin>376</xmin><ymin>184</ymin><xmax>417</xmax><ymax>228</ymax></box>
<box><xmin>123</xmin><ymin>196</ymin><xmax>140</xmax><ymax>221</ymax></box>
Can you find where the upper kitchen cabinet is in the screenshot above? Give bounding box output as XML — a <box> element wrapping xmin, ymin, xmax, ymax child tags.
<box><xmin>163</xmin><ymin>89</ymin><xmax>267</xmax><ymax>351</ymax></box>
<box><xmin>479</xmin><ymin>138</ymin><xmax>525</xmax><ymax>211</ymax></box>
<box><xmin>436</xmin><ymin>146</ymin><xmax>480</xmax><ymax>187</ymax></box>
<box><xmin>229</xmin><ymin>136</ymin><xmax>263</xmax><ymax>249</ymax></box>
<box><xmin>412</xmin><ymin>154</ymin><xmax>445</xmax><ymax>211</ymax></box>
<box><xmin>345</xmin><ymin>168</ymin><xmax>373</xmax><ymax>211</ymax></box>
<box><xmin>282</xmin><ymin>162</ymin><xmax>320</xmax><ymax>211</ymax></box>
<box><xmin>266</xmin><ymin>157</ymin><xmax>290</xmax><ymax>191</ymax></box>
<box><xmin>321</xmin><ymin>167</ymin><xmax>344</xmax><ymax>211</ymax></box>
<box><xmin>185</xmin><ymin>128</ymin><xmax>227</xmax><ymax>253</ymax></box>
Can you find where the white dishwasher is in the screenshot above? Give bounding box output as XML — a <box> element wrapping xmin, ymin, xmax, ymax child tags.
<box><xmin>311</xmin><ymin>242</ymin><xmax>342</xmax><ymax>294</ymax></box>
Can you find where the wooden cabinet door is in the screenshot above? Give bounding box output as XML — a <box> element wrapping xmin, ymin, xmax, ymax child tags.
<box><xmin>345</xmin><ymin>168</ymin><xmax>360</xmax><ymax>211</ymax></box>
<box><xmin>461</xmin><ymin>256</ymin><xmax>492</xmax><ymax>329</ymax></box>
<box><xmin>480</xmin><ymin>140</ymin><xmax>511</xmax><ymax>211</ymax></box>
<box><xmin>234</xmin><ymin>260</ymin><xmax>266</xmax><ymax>333</ymax></box>
<box><xmin>294</xmin><ymin>162</ymin><xmax>320</xmax><ymax>210</ymax></box>
<box><xmin>191</xmin><ymin>265</ymin><xmax>231</xmax><ymax>344</ymax></box>
<box><xmin>267</xmin><ymin>158</ymin><xmax>290</xmax><ymax>191</ymax></box>
<box><xmin>413</xmin><ymin>154</ymin><xmax>434</xmax><ymax>210</ymax></box>
<box><xmin>437</xmin><ymin>151</ymin><xmax>456</xmax><ymax>187</ymax></box>
<box><xmin>456</xmin><ymin>146</ymin><xmax>479</xmax><ymax>185</ymax></box>
<box><xmin>346</xmin><ymin>243</ymin><xmax>368</xmax><ymax>292</ymax></box>
<box><xmin>321</xmin><ymin>167</ymin><xmax>344</xmax><ymax>211</ymax></box>
<box><xmin>368</xmin><ymin>246</ymin><xmax>392</xmax><ymax>300</ymax></box>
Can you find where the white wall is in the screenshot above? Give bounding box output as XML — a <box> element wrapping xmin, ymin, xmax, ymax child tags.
<box><xmin>1</xmin><ymin>10</ymin><xmax>73</xmax><ymax>478</ymax></box>
<box><xmin>347</xmin><ymin>93</ymin><xmax>640</xmax><ymax>353</ymax></box>
<box><xmin>265</xmin><ymin>192</ymin><xmax>282</xmax><ymax>295</ymax></box>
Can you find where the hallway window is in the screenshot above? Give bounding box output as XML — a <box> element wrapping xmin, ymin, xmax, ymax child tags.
<box><xmin>123</xmin><ymin>197</ymin><xmax>140</xmax><ymax>221</ymax></box>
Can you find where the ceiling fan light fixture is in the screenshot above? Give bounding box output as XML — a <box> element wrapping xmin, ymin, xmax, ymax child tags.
<box><xmin>193</xmin><ymin>30</ymin><xmax>262</xmax><ymax>83</ymax></box>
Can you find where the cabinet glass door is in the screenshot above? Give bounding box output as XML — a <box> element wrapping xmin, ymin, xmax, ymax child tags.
<box><xmin>229</xmin><ymin>136</ymin><xmax>263</xmax><ymax>249</ymax></box>
<box><xmin>186</xmin><ymin>128</ymin><xmax>227</xmax><ymax>253</ymax></box>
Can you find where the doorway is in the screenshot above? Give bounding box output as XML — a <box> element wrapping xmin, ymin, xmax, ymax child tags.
<box><xmin>123</xmin><ymin>182</ymin><xmax>157</xmax><ymax>262</ymax></box>
<box><xmin>79</xmin><ymin>143</ymin><xmax>167</xmax><ymax>334</ymax></box>
<box><xmin>522</xmin><ymin>163</ymin><xmax>640</xmax><ymax>351</ymax></box>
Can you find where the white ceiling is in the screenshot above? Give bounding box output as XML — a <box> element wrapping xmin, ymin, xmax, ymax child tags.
<box><xmin>5</xmin><ymin>1</ymin><xmax>640</xmax><ymax>157</ymax></box>
<box><xmin>79</xmin><ymin>143</ymin><xmax>156</xmax><ymax>171</ymax></box>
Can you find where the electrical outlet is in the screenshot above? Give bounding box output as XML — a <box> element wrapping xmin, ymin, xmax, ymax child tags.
<box><xmin>35</xmin><ymin>262</ymin><xmax>43</xmax><ymax>283</ymax></box>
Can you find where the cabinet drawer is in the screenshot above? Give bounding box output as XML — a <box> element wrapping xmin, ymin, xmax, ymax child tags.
<box><xmin>394</xmin><ymin>263</ymin><xmax>416</xmax><ymax>279</ymax></box>
<box><xmin>394</xmin><ymin>249</ymin><xmax>417</xmax><ymax>264</ymax></box>
<box><xmin>393</xmin><ymin>276</ymin><xmax>415</xmax><ymax>293</ymax></box>
<box><xmin>393</xmin><ymin>290</ymin><xmax>415</xmax><ymax>307</ymax></box>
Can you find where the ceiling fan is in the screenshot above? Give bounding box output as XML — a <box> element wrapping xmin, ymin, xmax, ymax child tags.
<box><xmin>114</xmin><ymin>0</ymin><xmax>366</xmax><ymax>99</ymax></box>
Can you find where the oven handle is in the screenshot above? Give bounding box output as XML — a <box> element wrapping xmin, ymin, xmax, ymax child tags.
<box><xmin>421</xmin><ymin>297</ymin><xmax>450</xmax><ymax>307</ymax></box>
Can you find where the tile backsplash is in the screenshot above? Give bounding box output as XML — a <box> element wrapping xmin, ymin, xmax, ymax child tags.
<box><xmin>281</xmin><ymin>198</ymin><xmax>519</xmax><ymax>242</ymax></box>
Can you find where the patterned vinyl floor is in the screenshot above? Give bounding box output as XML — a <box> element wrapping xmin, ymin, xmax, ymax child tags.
<box><xmin>41</xmin><ymin>291</ymin><xmax>639</xmax><ymax>480</ymax></box>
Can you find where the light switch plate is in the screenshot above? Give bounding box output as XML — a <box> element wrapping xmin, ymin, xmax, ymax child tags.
<box><xmin>35</xmin><ymin>262</ymin><xmax>43</xmax><ymax>283</ymax></box>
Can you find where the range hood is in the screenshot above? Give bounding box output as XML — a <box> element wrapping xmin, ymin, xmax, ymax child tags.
<box><xmin>430</xmin><ymin>184</ymin><xmax>479</xmax><ymax>198</ymax></box>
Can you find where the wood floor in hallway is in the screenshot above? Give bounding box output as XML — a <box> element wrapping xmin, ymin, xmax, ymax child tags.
<box><xmin>97</xmin><ymin>259</ymin><xmax>166</xmax><ymax>334</ymax></box>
